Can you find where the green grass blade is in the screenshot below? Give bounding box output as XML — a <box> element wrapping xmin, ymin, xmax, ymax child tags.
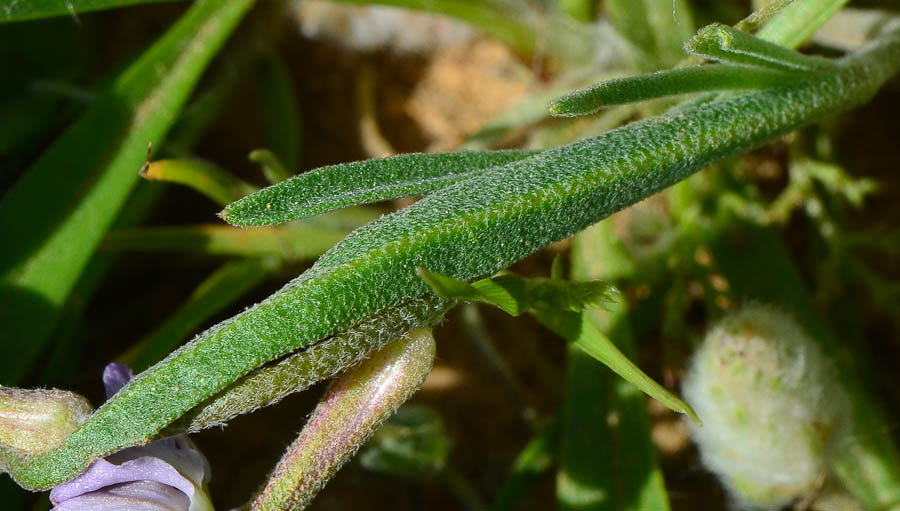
<box><xmin>755</xmin><ymin>0</ymin><xmax>850</xmax><ymax>48</ymax></box>
<box><xmin>5</xmin><ymin>25</ymin><xmax>900</xmax><ymax>491</ymax></box>
<box><xmin>549</xmin><ymin>65</ymin><xmax>803</xmax><ymax>117</ymax></box>
<box><xmin>686</xmin><ymin>23</ymin><xmax>838</xmax><ymax>72</ymax></box>
<box><xmin>250</xmin><ymin>149</ymin><xmax>292</xmax><ymax>186</ymax></box>
<box><xmin>118</xmin><ymin>258</ymin><xmax>279</xmax><ymax>372</ymax></box>
<box><xmin>556</xmin><ymin>220</ymin><xmax>671</xmax><ymax>511</ymax></box>
<box><xmin>605</xmin><ymin>0</ymin><xmax>695</xmax><ymax>70</ymax></box>
<box><xmin>257</xmin><ymin>55</ymin><xmax>301</xmax><ymax>178</ymax></box>
<box><xmin>221</xmin><ymin>149</ymin><xmax>537</xmax><ymax>227</ymax></box>
<box><xmin>102</xmin><ymin>223</ymin><xmax>351</xmax><ymax>260</ymax></box>
<box><xmin>552</xmin><ymin>0</ymin><xmax>595</xmax><ymax>22</ymax></box>
<box><xmin>0</xmin><ymin>0</ymin><xmax>181</xmax><ymax>22</ymax></box>
<box><xmin>140</xmin><ymin>158</ymin><xmax>259</xmax><ymax>206</ymax></box>
<box><xmin>0</xmin><ymin>0</ymin><xmax>255</xmax><ymax>384</ymax></box>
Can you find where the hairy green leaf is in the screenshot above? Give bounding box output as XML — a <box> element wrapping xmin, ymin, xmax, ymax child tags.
<box><xmin>221</xmin><ymin>149</ymin><xmax>537</xmax><ymax>226</ymax></box>
<box><xmin>5</xmin><ymin>22</ymin><xmax>899</xmax><ymax>491</ymax></box>
<box><xmin>169</xmin><ymin>295</ymin><xmax>451</xmax><ymax>433</ymax></box>
<box><xmin>549</xmin><ymin>65</ymin><xmax>804</xmax><ymax>117</ymax></box>
<box><xmin>686</xmin><ymin>23</ymin><xmax>837</xmax><ymax>72</ymax></box>
<box><xmin>118</xmin><ymin>258</ymin><xmax>279</xmax><ymax>372</ymax></box>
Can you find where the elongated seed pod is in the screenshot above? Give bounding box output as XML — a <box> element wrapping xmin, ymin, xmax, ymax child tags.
<box><xmin>249</xmin><ymin>329</ymin><xmax>436</xmax><ymax>511</ymax></box>
<box><xmin>5</xmin><ymin>22</ymin><xmax>900</xmax><ymax>491</ymax></box>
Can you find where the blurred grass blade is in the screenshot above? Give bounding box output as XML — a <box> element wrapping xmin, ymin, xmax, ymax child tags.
<box><xmin>492</xmin><ymin>418</ymin><xmax>560</xmax><ymax>511</ymax></box>
<box><xmin>359</xmin><ymin>405</ymin><xmax>451</xmax><ymax>480</ymax></box>
<box><xmin>117</xmin><ymin>258</ymin><xmax>278</xmax><ymax>372</ymax></box>
<box><xmin>221</xmin><ymin>149</ymin><xmax>537</xmax><ymax>227</ymax></box>
<box><xmin>257</xmin><ymin>55</ymin><xmax>301</xmax><ymax>178</ymax></box>
<box><xmin>103</xmin><ymin>223</ymin><xmax>350</xmax><ymax>260</ymax></box>
<box><xmin>0</xmin><ymin>0</ymin><xmax>255</xmax><ymax>384</ymax></box>
<box><xmin>686</xmin><ymin>23</ymin><xmax>837</xmax><ymax>72</ymax></box>
<box><xmin>250</xmin><ymin>149</ymin><xmax>291</xmax><ymax>186</ymax></box>
<box><xmin>549</xmin><ymin>65</ymin><xmax>802</xmax><ymax>117</ymax></box>
<box><xmin>141</xmin><ymin>158</ymin><xmax>258</xmax><ymax>205</ymax></box>
<box><xmin>555</xmin><ymin>220</ymin><xmax>671</xmax><ymax>511</ymax></box>
<box><xmin>329</xmin><ymin>0</ymin><xmax>538</xmax><ymax>56</ymax></box>
<box><xmin>755</xmin><ymin>0</ymin><xmax>850</xmax><ymax>48</ymax></box>
<box><xmin>552</xmin><ymin>0</ymin><xmax>595</xmax><ymax>22</ymax></box>
<box><xmin>605</xmin><ymin>0</ymin><xmax>695</xmax><ymax>70</ymax></box>
<box><xmin>0</xmin><ymin>0</ymin><xmax>182</xmax><ymax>22</ymax></box>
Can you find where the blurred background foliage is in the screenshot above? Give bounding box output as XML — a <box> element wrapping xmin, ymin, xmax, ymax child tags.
<box><xmin>2</xmin><ymin>0</ymin><xmax>900</xmax><ymax>509</ymax></box>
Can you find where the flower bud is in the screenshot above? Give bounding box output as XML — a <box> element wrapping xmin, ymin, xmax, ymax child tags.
<box><xmin>682</xmin><ymin>305</ymin><xmax>846</xmax><ymax>509</ymax></box>
<box><xmin>0</xmin><ymin>387</ymin><xmax>92</xmax><ymax>457</ymax></box>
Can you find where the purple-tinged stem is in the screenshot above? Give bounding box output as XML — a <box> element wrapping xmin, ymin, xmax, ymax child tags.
<box><xmin>248</xmin><ymin>329</ymin><xmax>436</xmax><ymax>511</ymax></box>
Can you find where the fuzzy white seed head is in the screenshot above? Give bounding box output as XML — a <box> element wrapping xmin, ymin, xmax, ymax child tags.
<box><xmin>682</xmin><ymin>305</ymin><xmax>846</xmax><ymax>510</ymax></box>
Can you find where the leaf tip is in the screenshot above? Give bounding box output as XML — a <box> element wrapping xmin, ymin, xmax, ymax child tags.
<box><xmin>138</xmin><ymin>142</ymin><xmax>153</xmax><ymax>178</ymax></box>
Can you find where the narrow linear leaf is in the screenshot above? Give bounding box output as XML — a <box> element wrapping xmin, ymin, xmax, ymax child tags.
<box><xmin>418</xmin><ymin>265</ymin><xmax>687</xmax><ymax>417</ymax></box>
<box><xmin>249</xmin><ymin>149</ymin><xmax>291</xmax><ymax>186</ymax></box>
<box><xmin>686</xmin><ymin>23</ymin><xmax>837</xmax><ymax>72</ymax></box>
<box><xmin>549</xmin><ymin>65</ymin><xmax>804</xmax><ymax>117</ymax></box>
<box><xmin>0</xmin><ymin>0</ymin><xmax>256</xmax><ymax>384</ymax></box>
<box><xmin>118</xmin><ymin>258</ymin><xmax>279</xmax><ymax>372</ymax></box>
<box><xmin>169</xmin><ymin>295</ymin><xmax>451</xmax><ymax>433</ymax></box>
<box><xmin>557</xmin><ymin>220</ymin><xmax>671</xmax><ymax>511</ymax></box>
<box><xmin>257</xmin><ymin>54</ymin><xmax>301</xmax><ymax>177</ymax></box>
<box><xmin>140</xmin><ymin>158</ymin><xmax>258</xmax><ymax>206</ymax></box>
<box><xmin>417</xmin><ymin>268</ymin><xmax>616</xmax><ymax>318</ymax></box>
<box><xmin>221</xmin><ymin>149</ymin><xmax>537</xmax><ymax>227</ymax></box>
<box><xmin>0</xmin><ymin>0</ymin><xmax>181</xmax><ymax>22</ymax></box>
<box><xmin>535</xmin><ymin>308</ymin><xmax>698</xmax><ymax>421</ymax></box>
<box><xmin>6</xmin><ymin>26</ymin><xmax>900</xmax><ymax>490</ymax></box>
<box><xmin>102</xmin><ymin>224</ymin><xmax>350</xmax><ymax>260</ymax></box>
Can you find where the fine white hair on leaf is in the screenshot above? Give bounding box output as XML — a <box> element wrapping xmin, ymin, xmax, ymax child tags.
<box><xmin>682</xmin><ymin>304</ymin><xmax>848</xmax><ymax>510</ymax></box>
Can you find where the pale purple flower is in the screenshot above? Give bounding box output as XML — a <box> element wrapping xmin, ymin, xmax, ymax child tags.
<box><xmin>49</xmin><ymin>363</ymin><xmax>215</xmax><ymax>511</ymax></box>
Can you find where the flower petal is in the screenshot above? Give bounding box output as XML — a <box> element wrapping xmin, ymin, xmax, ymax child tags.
<box><xmin>52</xmin><ymin>480</ymin><xmax>190</xmax><ymax>511</ymax></box>
<box><xmin>50</xmin><ymin>456</ymin><xmax>195</xmax><ymax>504</ymax></box>
<box><xmin>102</xmin><ymin>363</ymin><xmax>134</xmax><ymax>399</ymax></box>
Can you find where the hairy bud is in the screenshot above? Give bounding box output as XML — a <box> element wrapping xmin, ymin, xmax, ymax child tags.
<box><xmin>682</xmin><ymin>305</ymin><xmax>846</xmax><ymax>509</ymax></box>
<box><xmin>0</xmin><ymin>387</ymin><xmax>92</xmax><ymax>459</ymax></box>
